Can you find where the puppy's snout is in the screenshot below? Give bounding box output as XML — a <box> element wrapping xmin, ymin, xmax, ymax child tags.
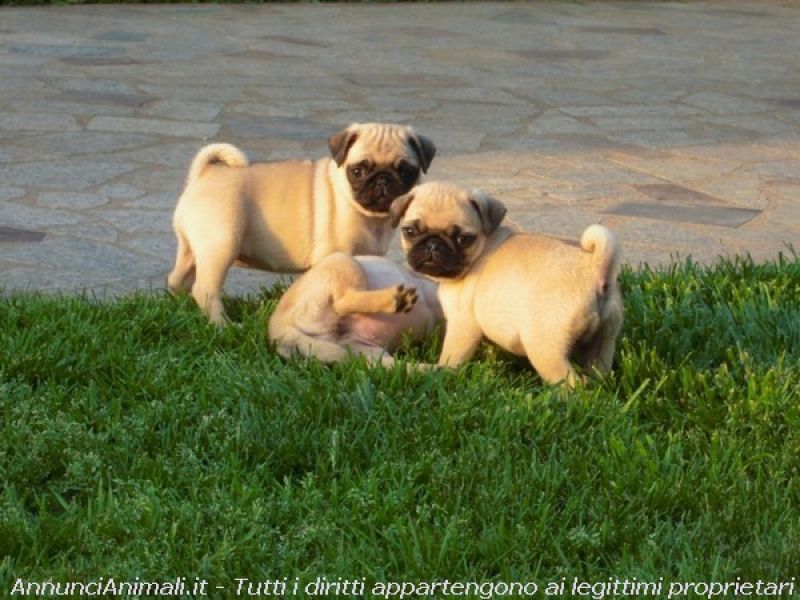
<box><xmin>374</xmin><ymin>173</ymin><xmax>390</xmax><ymax>192</ymax></box>
<box><xmin>426</xmin><ymin>237</ymin><xmax>443</xmax><ymax>258</ymax></box>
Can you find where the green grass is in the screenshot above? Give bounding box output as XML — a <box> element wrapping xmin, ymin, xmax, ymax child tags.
<box><xmin>1</xmin><ymin>254</ymin><xmax>799</xmax><ymax>595</ymax></box>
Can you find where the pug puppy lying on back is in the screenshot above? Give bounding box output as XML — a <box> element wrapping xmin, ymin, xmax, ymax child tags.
<box><xmin>392</xmin><ymin>182</ymin><xmax>623</xmax><ymax>387</ymax></box>
<box><xmin>167</xmin><ymin>123</ymin><xmax>436</xmax><ymax>325</ymax></box>
<box><xmin>268</xmin><ymin>253</ymin><xmax>442</xmax><ymax>366</ymax></box>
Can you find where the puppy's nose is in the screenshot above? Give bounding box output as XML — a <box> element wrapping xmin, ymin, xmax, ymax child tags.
<box><xmin>426</xmin><ymin>238</ymin><xmax>441</xmax><ymax>258</ymax></box>
<box><xmin>375</xmin><ymin>174</ymin><xmax>389</xmax><ymax>191</ymax></box>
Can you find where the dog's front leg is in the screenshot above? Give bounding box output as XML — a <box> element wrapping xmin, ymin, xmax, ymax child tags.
<box><xmin>436</xmin><ymin>319</ymin><xmax>483</xmax><ymax>368</ymax></box>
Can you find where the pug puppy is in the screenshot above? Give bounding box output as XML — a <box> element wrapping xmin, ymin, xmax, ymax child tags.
<box><xmin>268</xmin><ymin>253</ymin><xmax>442</xmax><ymax>366</ymax></box>
<box><xmin>392</xmin><ymin>182</ymin><xmax>623</xmax><ymax>387</ymax></box>
<box><xmin>167</xmin><ymin>122</ymin><xmax>436</xmax><ymax>325</ymax></box>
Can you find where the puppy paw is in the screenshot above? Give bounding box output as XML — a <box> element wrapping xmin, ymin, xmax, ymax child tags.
<box><xmin>394</xmin><ymin>284</ymin><xmax>418</xmax><ymax>313</ymax></box>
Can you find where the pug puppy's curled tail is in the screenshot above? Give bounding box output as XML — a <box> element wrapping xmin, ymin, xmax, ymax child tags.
<box><xmin>186</xmin><ymin>143</ymin><xmax>249</xmax><ymax>185</ymax></box>
<box><xmin>580</xmin><ymin>224</ymin><xmax>620</xmax><ymax>298</ymax></box>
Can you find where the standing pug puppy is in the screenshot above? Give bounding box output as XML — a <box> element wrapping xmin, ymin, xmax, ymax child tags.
<box><xmin>168</xmin><ymin>122</ymin><xmax>435</xmax><ymax>325</ymax></box>
<box><xmin>392</xmin><ymin>182</ymin><xmax>623</xmax><ymax>387</ymax></box>
<box><xmin>269</xmin><ymin>253</ymin><xmax>442</xmax><ymax>366</ymax></box>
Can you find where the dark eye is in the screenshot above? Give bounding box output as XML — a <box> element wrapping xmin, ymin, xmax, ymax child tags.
<box><xmin>399</xmin><ymin>163</ymin><xmax>420</xmax><ymax>182</ymax></box>
<box><xmin>455</xmin><ymin>233</ymin><xmax>476</xmax><ymax>248</ymax></box>
<box><xmin>350</xmin><ymin>166</ymin><xmax>364</xmax><ymax>179</ymax></box>
<box><xmin>402</xmin><ymin>226</ymin><xmax>417</xmax><ymax>238</ymax></box>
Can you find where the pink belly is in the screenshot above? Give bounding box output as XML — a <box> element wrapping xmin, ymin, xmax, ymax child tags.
<box><xmin>340</xmin><ymin>310</ymin><xmax>428</xmax><ymax>350</ymax></box>
<box><xmin>335</xmin><ymin>256</ymin><xmax>442</xmax><ymax>350</ymax></box>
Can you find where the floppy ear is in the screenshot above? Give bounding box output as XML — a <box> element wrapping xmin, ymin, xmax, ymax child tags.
<box><xmin>407</xmin><ymin>130</ymin><xmax>436</xmax><ymax>173</ymax></box>
<box><xmin>328</xmin><ymin>125</ymin><xmax>359</xmax><ymax>166</ymax></box>
<box><xmin>470</xmin><ymin>190</ymin><xmax>507</xmax><ymax>234</ymax></box>
<box><xmin>390</xmin><ymin>192</ymin><xmax>415</xmax><ymax>228</ymax></box>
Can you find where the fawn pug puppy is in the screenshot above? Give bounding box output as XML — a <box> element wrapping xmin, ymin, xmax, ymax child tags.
<box><xmin>168</xmin><ymin>122</ymin><xmax>436</xmax><ymax>325</ymax></box>
<box><xmin>268</xmin><ymin>253</ymin><xmax>442</xmax><ymax>366</ymax></box>
<box><xmin>392</xmin><ymin>182</ymin><xmax>623</xmax><ymax>387</ymax></box>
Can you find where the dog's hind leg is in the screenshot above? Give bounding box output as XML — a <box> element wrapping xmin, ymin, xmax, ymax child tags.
<box><xmin>529</xmin><ymin>351</ymin><xmax>578</xmax><ymax>388</ymax></box>
<box><xmin>345</xmin><ymin>342</ymin><xmax>395</xmax><ymax>366</ymax></box>
<box><xmin>276</xmin><ymin>334</ymin><xmax>350</xmax><ymax>363</ymax></box>
<box><xmin>576</xmin><ymin>290</ymin><xmax>623</xmax><ymax>375</ymax></box>
<box><xmin>579</xmin><ymin>316</ymin><xmax>623</xmax><ymax>375</ymax></box>
<box><xmin>523</xmin><ymin>334</ymin><xmax>579</xmax><ymax>388</ymax></box>
<box><xmin>192</xmin><ymin>243</ymin><xmax>238</xmax><ymax>326</ymax></box>
<box><xmin>276</xmin><ymin>332</ymin><xmax>393</xmax><ymax>366</ymax></box>
<box><xmin>167</xmin><ymin>231</ymin><xmax>196</xmax><ymax>293</ymax></box>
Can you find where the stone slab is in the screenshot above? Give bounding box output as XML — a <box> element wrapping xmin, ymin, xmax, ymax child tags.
<box><xmin>109</xmin><ymin>142</ymin><xmax>205</xmax><ymax>169</ymax></box>
<box><xmin>95</xmin><ymin>209</ymin><xmax>172</xmax><ymax>234</ymax></box>
<box><xmin>53</xmin><ymin>78</ymin><xmax>142</xmax><ymax>97</ymax></box>
<box><xmin>225</xmin><ymin>49</ymin><xmax>297</xmax><ymax>61</ymax></box>
<box><xmin>120</xmin><ymin>233</ymin><xmax>175</xmax><ymax>259</ymax></box>
<box><xmin>37</xmin><ymin>192</ymin><xmax>111</xmax><ymax>210</ymax></box>
<box><xmin>121</xmin><ymin>191</ymin><xmax>178</xmax><ymax>210</ymax></box>
<box><xmin>559</xmin><ymin>104</ymin><xmax>706</xmax><ymax>118</ymax></box>
<box><xmin>0</xmin><ymin>201</ymin><xmax>82</xmax><ymax>228</ymax></box>
<box><xmin>0</xmin><ymin>266</ymin><xmax>121</xmax><ymax>293</ymax></box>
<box><xmin>93</xmin><ymin>30</ymin><xmax>149</xmax><ymax>42</ymax></box>
<box><xmin>578</xmin><ymin>26</ymin><xmax>665</xmax><ymax>35</ymax></box>
<box><xmin>490</xmin><ymin>7</ymin><xmax>555</xmax><ymax>25</ymax></box>
<box><xmin>0</xmin><ymin>226</ymin><xmax>45</xmax><ymax>244</ymax></box>
<box><xmin>0</xmin><ymin>237</ymin><xmax>169</xmax><ymax>280</ymax></box>
<box><xmin>261</xmin><ymin>35</ymin><xmax>333</xmax><ymax>49</ymax></box>
<box><xmin>12</xmin><ymin>98</ymin><xmax>135</xmax><ymax>117</ymax></box>
<box><xmin>347</xmin><ymin>73</ymin><xmax>467</xmax><ymax>88</ymax></box>
<box><xmin>591</xmin><ymin>116</ymin><xmax>702</xmax><ymax>132</ymax></box>
<box><xmin>14</xmin><ymin>132</ymin><xmax>159</xmax><ymax>159</ymax></box>
<box><xmin>604</xmin><ymin>151</ymin><xmax>740</xmax><ymax>183</ymax></box>
<box><xmin>60</xmin><ymin>57</ymin><xmax>151</xmax><ymax>66</ymax></box>
<box><xmin>0</xmin><ymin>113</ymin><xmax>81</xmax><ymax>133</ymax></box>
<box><xmin>57</xmin><ymin>90</ymin><xmax>154</xmax><ymax>108</ymax></box>
<box><xmin>528</xmin><ymin>112</ymin><xmax>606</xmax><ymax>136</ymax></box>
<box><xmin>8</xmin><ymin>44</ymin><xmax>124</xmax><ymax>58</ymax></box>
<box><xmin>95</xmin><ymin>184</ymin><xmax>147</xmax><ymax>201</ymax></box>
<box><xmin>681</xmin><ymin>92</ymin><xmax>774</xmax><ymax>115</ymax></box>
<box><xmin>0</xmin><ymin>185</ymin><xmax>26</xmax><ymax>202</ymax></box>
<box><xmin>1</xmin><ymin>159</ymin><xmax>136</xmax><ymax>191</ymax></box>
<box><xmin>0</xmin><ymin>1</ymin><xmax>798</xmax><ymax>294</ymax></box>
<box><xmin>632</xmin><ymin>183</ymin><xmax>725</xmax><ymax>205</ymax></box>
<box><xmin>223</xmin><ymin>116</ymin><xmax>336</xmax><ymax>141</ymax></box>
<box><xmin>88</xmin><ymin>116</ymin><xmax>220</xmax><ymax>139</ymax></box>
<box><xmin>48</xmin><ymin>221</ymin><xmax>119</xmax><ymax>244</ymax></box>
<box><xmin>690</xmin><ymin>173</ymin><xmax>767</xmax><ymax>211</ymax></box>
<box><xmin>604</xmin><ymin>202</ymin><xmax>760</xmax><ymax>228</ymax></box>
<box><xmin>139</xmin><ymin>100</ymin><xmax>222</xmax><ymax>122</ymax></box>
<box><xmin>514</xmin><ymin>49</ymin><xmax>610</xmax><ymax>62</ymax></box>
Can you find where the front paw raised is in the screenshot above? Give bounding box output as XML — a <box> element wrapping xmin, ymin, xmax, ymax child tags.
<box><xmin>394</xmin><ymin>284</ymin><xmax>418</xmax><ymax>313</ymax></box>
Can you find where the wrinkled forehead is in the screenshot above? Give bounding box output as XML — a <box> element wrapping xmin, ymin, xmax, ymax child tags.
<box><xmin>349</xmin><ymin>125</ymin><xmax>414</xmax><ymax>164</ymax></box>
<box><xmin>405</xmin><ymin>188</ymin><xmax>481</xmax><ymax>232</ymax></box>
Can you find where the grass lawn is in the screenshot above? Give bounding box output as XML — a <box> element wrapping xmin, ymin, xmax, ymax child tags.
<box><xmin>1</xmin><ymin>254</ymin><xmax>799</xmax><ymax>595</ymax></box>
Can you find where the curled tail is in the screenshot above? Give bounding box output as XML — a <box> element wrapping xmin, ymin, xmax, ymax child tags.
<box><xmin>580</xmin><ymin>224</ymin><xmax>620</xmax><ymax>297</ymax></box>
<box><xmin>186</xmin><ymin>143</ymin><xmax>248</xmax><ymax>185</ymax></box>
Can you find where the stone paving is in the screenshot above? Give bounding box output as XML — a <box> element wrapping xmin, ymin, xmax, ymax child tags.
<box><xmin>1</xmin><ymin>1</ymin><xmax>799</xmax><ymax>295</ymax></box>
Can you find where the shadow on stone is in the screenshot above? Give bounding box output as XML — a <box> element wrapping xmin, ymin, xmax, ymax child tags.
<box><xmin>0</xmin><ymin>226</ymin><xmax>46</xmax><ymax>244</ymax></box>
